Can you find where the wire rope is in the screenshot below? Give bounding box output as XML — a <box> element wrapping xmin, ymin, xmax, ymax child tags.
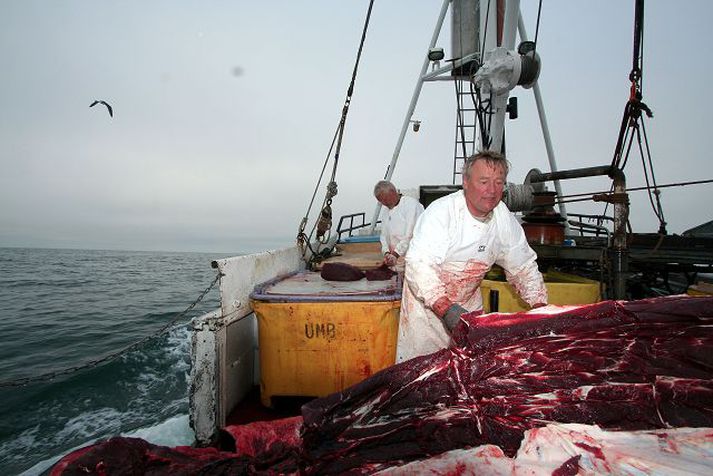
<box><xmin>297</xmin><ymin>0</ymin><xmax>375</xmax><ymax>255</ymax></box>
<box><xmin>533</xmin><ymin>0</ymin><xmax>544</xmax><ymax>52</ymax></box>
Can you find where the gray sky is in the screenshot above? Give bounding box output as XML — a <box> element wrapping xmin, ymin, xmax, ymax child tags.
<box><xmin>1</xmin><ymin>1</ymin><xmax>712</xmax><ymax>254</ymax></box>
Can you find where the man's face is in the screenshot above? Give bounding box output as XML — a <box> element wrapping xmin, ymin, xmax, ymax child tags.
<box><xmin>462</xmin><ymin>159</ymin><xmax>506</xmax><ymax>218</ymax></box>
<box><xmin>377</xmin><ymin>189</ymin><xmax>400</xmax><ymax>209</ymax></box>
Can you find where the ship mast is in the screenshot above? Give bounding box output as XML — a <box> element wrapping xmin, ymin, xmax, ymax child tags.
<box><xmin>369</xmin><ymin>0</ymin><xmax>567</xmax><ymax>233</ymax></box>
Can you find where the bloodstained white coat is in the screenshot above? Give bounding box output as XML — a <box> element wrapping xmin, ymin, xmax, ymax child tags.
<box><xmin>398</xmin><ymin>191</ymin><xmax>547</xmax><ymax>362</ymax></box>
<box><xmin>379</xmin><ymin>195</ymin><xmax>424</xmax><ymax>257</ymax></box>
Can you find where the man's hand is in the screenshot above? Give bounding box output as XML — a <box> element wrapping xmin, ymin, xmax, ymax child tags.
<box><xmin>443</xmin><ymin>303</ymin><xmax>468</xmax><ymax>332</ymax></box>
<box><xmin>432</xmin><ymin>296</ymin><xmax>453</xmax><ymax>318</ymax></box>
<box><xmin>383</xmin><ymin>251</ymin><xmax>398</xmax><ymax>266</ymax></box>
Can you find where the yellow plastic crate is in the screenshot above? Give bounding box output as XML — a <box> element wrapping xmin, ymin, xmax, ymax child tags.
<box><xmin>687</xmin><ymin>282</ymin><xmax>713</xmax><ymax>296</ymax></box>
<box><xmin>251</xmin><ymin>272</ymin><xmax>400</xmax><ymax>407</ymax></box>
<box><xmin>481</xmin><ymin>270</ymin><xmax>601</xmax><ymax>313</ymax></box>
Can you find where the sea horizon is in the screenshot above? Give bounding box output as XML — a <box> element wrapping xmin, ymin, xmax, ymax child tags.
<box><xmin>0</xmin><ymin>236</ymin><xmax>296</xmax><ymax>257</ymax></box>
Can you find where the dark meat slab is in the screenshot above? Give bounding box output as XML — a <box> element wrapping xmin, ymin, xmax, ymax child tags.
<box><xmin>365</xmin><ymin>264</ymin><xmax>397</xmax><ymax>281</ymax></box>
<box><xmin>51</xmin><ymin>434</ymin><xmax>300</xmax><ymax>476</ymax></box>
<box><xmin>320</xmin><ymin>262</ymin><xmax>366</xmax><ymax>281</ymax></box>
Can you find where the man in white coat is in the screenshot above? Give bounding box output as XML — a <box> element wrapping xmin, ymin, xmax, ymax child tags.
<box><xmin>398</xmin><ymin>151</ymin><xmax>547</xmax><ymax>362</ymax></box>
<box><xmin>374</xmin><ymin>180</ymin><xmax>424</xmax><ymax>269</ymax></box>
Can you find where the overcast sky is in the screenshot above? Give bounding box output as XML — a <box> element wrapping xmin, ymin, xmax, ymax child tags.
<box><xmin>1</xmin><ymin>1</ymin><xmax>711</xmax><ymax>254</ymax></box>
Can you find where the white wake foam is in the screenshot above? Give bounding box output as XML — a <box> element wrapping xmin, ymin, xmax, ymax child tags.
<box><xmin>20</xmin><ymin>413</ymin><xmax>194</xmax><ymax>476</ymax></box>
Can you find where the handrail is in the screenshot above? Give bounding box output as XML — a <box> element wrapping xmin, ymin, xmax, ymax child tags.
<box><xmin>336</xmin><ymin>213</ymin><xmax>380</xmax><ymax>240</ymax></box>
<box><xmin>567</xmin><ymin>213</ymin><xmax>613</xmax><ymax>240</ymax></box>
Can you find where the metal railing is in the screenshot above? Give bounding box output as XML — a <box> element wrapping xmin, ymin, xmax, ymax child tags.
<box><xmin>336</xmin><ymin>212</ymin><xmax>379</xmax><ymax>240</ymax></box>
<box><xmin>567</xmin><ymin>213</ymin><xmax>614</xmax><ymax>240</ymax></box>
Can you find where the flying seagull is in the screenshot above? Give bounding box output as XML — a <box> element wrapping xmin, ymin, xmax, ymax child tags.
<box><xmin>89</xmin><ymin>100</ymin><xmax>113</xmax><ymax>118</ymax></box>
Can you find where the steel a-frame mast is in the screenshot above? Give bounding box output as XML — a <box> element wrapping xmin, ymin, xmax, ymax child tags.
<box><xmin>369</xmin><ymin>0</ymin><xmax>566</xmax><ymax>233</ymax></box>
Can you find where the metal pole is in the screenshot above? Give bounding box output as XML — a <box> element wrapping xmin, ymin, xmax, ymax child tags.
<box><xmin>530</xmin><ymin>165</ymin><xmax>629</xmax><ymax>300</ymax></box>
<box><xmin>529</xmin><ymin>165</ymin><xmax>613</xmax><ymax>183</ymax></box>
<box><xmin>502</xmin><ymin>0</ymin><xmax>520</xmax><ymax>48</ymax></box>
<box><xmin>368</xmin><ymin>0</ymin><xmax>451</xmax><ymax>234</ymax></box>
<box><xmin>517</xmin><ymin>12</ymin><xmax>569</xmax><ymax>228</ymax></box>
<box><xmin>478</xmin><ymin>0</ymin><xmax>498</xmax><ymax>149</ymax></box>
<box><xmin>488</xmin><ymin>0</ymin><xmax>520</xmax><ymax>152</ymax></box>
<box><xmin>610</xmin><ymin>167</ymin><xmax>629</xmax><ymax>300</ymax></box>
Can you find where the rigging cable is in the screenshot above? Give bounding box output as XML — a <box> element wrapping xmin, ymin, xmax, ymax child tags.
<box><xmin>609</xmin><ymin>0</ymin><xmax>666</xmax><ymax>233</ymax></box>
<box><xmin>476</xmin><ymin>0</ymin><xmax>493</xmax><ymax>149</ymax></box>
<box><xmin>637</xmin><ymin>117</ymin><xmax>666</xmax><ymax>225</ymax></box>
<box><xmin>553</xmin><ymin>178</ymin><xmax>713</xmax><ymax>206</ymax></box>
<box><xmin>297</xmin><ymin>123</ymin><xmax>342</xmax><ymax>250</ymax></box>
<box><xmin>479</xmin><ymin>0</ymin><xmax>492</xmax><ymax>62</ymax></box>
<box><xmin>297</xmin><ymin>0</ymin><xmax>375</xmax><ymax>263</ymax></box>
<box><xmin>470</xmin><ymin>81</ymin><xmax>490</xmax><ymax>151</ymax></box>
<box><xmin>533</xmin><ymin>0</ymin><xmax>544</xmax><ymax>53</ymax></box>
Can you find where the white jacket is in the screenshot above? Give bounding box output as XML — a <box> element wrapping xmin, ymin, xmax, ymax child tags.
<box><xmin>398</xmin><ymin>191</ymin><xmax>547</xmax><ymax>362</ymax></box>
<box><xmin>379</xmin><ymin>195</ymin><xmax>424</xmax><ymax>257</ymax></box>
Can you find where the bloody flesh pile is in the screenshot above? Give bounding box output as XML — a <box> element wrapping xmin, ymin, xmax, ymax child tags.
<box><xmin>301</xmin><ymin>296</ymin><xmax>713</xmax><ymax>473</ymax></box>
<box><xmin>53</xmin><ymin>296</ymin><xmax>713</xmax><ymax>475</ymax></box>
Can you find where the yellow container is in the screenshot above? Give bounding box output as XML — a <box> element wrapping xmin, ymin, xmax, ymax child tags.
<box><xmin>250</xmin><ymin>272</ymin><xmax>400</xmax><ymax>407</ymax></box>
<box><xmin>481</xmin><ymin>269</ymin><xmax>601</xmax><ymax>313</ymax></box>
<box><xmin>687</xmin><ymin>282</ymin><xmax>713</xmax><ymax>296</ymax></box>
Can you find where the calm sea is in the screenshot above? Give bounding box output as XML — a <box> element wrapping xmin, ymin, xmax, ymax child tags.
<box><xmin>0</xmin><ymin>247</ymin><xmax>236</xmax><ymax>475</ymax></box>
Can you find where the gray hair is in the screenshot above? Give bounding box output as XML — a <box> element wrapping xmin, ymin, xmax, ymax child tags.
<box><xmin>462</xmin><ymin>150</ymin><xmax>510</xmax><ymax>179</ymax></box>
<box><xmin>373</xmin><ymin>180</ymin><xmax>396</xmax><ymax>197</ymax></box>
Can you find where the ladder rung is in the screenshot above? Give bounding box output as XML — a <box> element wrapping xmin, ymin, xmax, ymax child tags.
<box><xmin>454</xmin><ymin>100</ymin><xmax>479</xmax><ymax>182</ymax></box>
